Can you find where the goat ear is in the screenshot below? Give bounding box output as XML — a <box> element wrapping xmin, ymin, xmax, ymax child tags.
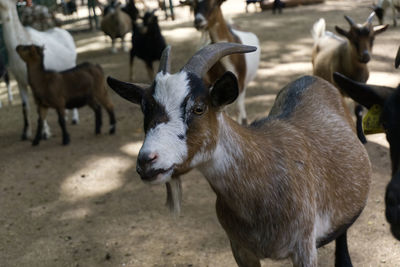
<box><xmin>333</xmin><ymin>72</ymin><xmax>392</xmax><ymax>109</ymax></box>
<box><xmin>373</xmin><ymin>24</ymin><xmax>389</xmax><ymax>34</ymax></box>
<box><xmin>210</xmin><ymin>71</ymin><xmax>239</xmax><ymax>108</ymax></box>
<box><xmin>107</xmin><ymin>76</ymin><xmax>144</xmax><ymax>104</ymax></box>
<box><xmin>335</xmin><ymin>26</ymin><xmax>349</xmax><ymax>37</ymax></box>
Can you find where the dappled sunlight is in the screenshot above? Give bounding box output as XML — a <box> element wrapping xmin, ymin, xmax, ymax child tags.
<box><xmin>76</xmin><ymin>39</ymin><xmax>111</xmax><ymax>54</ymax></box>
<box><xmin>58</xmin><ymin>207</ymin><xmax>92</xmax><ymax>221</ymax></box>
<box><xmin>258</xmin><ymin>62</ymin><xmax>312</xmax><ymax>77</ymax></box>
<box><xmin>369</xmin><ymin>71</ymin><xmax>400</xmax><ymax>87</ymax></box>
<box><xmin>245</xmin><ymin>94</ymin><xmax>276</xmax><ymax>105</ymax></box>
<box><xmin>120</xmin><ymin>141</ymin><xmax>143</xmax><ymax>157</ymax></box>
<box><xmin>367</xmin><ymin>133</ymin><xmax>390</xmax><ymax>149</ymax></box>
<box><xmin>60</xmin><ymin>156</ymin><xmax>131</xmax><ymax>202</ymax></box>
<box><xmin>162</xmin><ymin>27</ymin><xmax>200</xmax><ymax>42</ymax></box>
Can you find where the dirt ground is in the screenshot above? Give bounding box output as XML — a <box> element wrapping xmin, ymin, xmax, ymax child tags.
<box><xmin>1</xmin><ymin>0</ymin><xmax>400</xmax><ymax>266</ymax></box>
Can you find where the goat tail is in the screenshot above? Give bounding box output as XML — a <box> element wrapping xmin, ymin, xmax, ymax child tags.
<box><xmin>311</xmin><ymin>18</ymin><xmax>326</xmax><ymax>42</ymax></box>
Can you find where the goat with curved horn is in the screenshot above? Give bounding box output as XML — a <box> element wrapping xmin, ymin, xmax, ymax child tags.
<box><xmin>107</xmin><ymin>43</ymin><xmax>257</xmax><ymax>217</ymax></box>
<box><xmin>107</xmin><ymin>41</ymin><xmax>372</xmax><ymax>266</ymax></box>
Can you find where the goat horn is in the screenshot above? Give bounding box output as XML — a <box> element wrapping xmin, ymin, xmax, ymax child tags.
<box><xmin>181</xmin><ymin>43</ymin><xmax>257</xmax><ymax>78</ymax></box>
<box><xmin>395</xmin><ymin>46</ymin><xmax>400</xmax><ymax>68</ymax></box>
<box><xmin>366</xmin><ymin>12</ymin><xmax>375</xmax><ymax>24</ymax></box>
<box><xmin>158</xmin><ymin>45</ymin><xmax>171</xmax><ymax>74</ymax></box>
<box><xmin>344</xmin><ymin>15</ymin><xmax>356</xmax><ymax>26</ymax></box>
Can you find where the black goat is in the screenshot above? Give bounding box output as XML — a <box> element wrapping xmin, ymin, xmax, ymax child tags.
<box><xmin>334</xmin><ymin>71</ymin><xmax>400</xmax><ymax>241</ymax></box>
<box><xmin>121</xmin><ymin>0</ymin><xmax>139</xmax><ymax>26</ymax></box>
<box><xmin>129</xmin><ymin>10</ymin><xmax>167</xmax><ymax>81</ymax></box>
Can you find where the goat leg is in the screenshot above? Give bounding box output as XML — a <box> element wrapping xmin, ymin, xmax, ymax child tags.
<box><xmin>57</xmin><ymin>109</ymin><xmax>70</xmax><ymax>145</ymax></box>
<box><xmin>32</xmin><ymin>106</ymin><xmax>48</xmax><ymax>146</ymax></box>
<box><xmin>230</xmin><ymin>240</ymin><xmax>261</xmax><ymax>267</ymax></box>
<box><xmin>32</xmin><ymin>117</ymin><xmax>43</xmax><ymax>146</ymax></box>
<box><xmin>5</xmin><ymin>71</ymin><xmax>12</xmax><ymax>103</ymax></box>
<box><xmin>106</xmin><ymin>106</ymin><xmax>116</xmax><ymax>134</ymax></box>
<box><xmin>19</xmin><ymin>84</ymin><xmax>31</xmax><ymax>140</ymax></box>
<box><xmin>93</xmin><ymin>105</ymin><xmax>102</xmax><ymax>135</ymax></box>
<box><xmin>334</xmin><ymin>231</ymin><xmax>353</xmax><ymax>267</ymax></box>
<box><xmin>355</xmin><ymin>104</ymin><xmax>367</xmax><ymax>144</ymax></box>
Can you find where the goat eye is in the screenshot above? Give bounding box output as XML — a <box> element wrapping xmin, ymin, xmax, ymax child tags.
<box><xmin>193</xmin><ymin>105</ymin><xmax>205</xmax><ymax>115</ymax></box>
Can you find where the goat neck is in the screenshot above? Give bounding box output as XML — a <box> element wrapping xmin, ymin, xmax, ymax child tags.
<box><xmin>207</xmin><ymin>8</ymin><xmax>236</xmax><ymax>43</ymax></box>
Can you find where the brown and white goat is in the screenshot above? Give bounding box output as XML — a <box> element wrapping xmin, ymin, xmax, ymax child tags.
<box><xmin>311</xmin><ymin>13</ymin><xmax>388</xmax><ymax>143</ymax></box>
<box><xmin>193</xmin><ymin>0</ymin><xmax>260</xmax><ymax>125</ymax></box>
<box><xmin>16</xmin><ymin>45</ymin><xmax>116</xmax><ymax>146</ymax></box>
<box><xmin>107</xmin><ymin>43</ymin><xmax>371</xmax><ymax>266</ymax></box>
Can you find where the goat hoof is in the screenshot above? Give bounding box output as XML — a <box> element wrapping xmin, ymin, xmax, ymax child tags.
<box><xmin>241</xmin><ymin>118</ymin><xmax>248</xmax><ymax>126</ymax></box>
<box><xmin>386</xmin><ymin>178</ymin><xmax>400</xmax><ymax>240</ymax></box>
<box><xmin>32</xmin><ymin>140</ymin><xmax>40</xmax><ymax>146</ymax></box>
<box><xmin>62</xmin><ymin>136</ymin><xmax>70</xmax><ymax>145</ymax></box>
<box><xmin>62</xmin><ymin>140</ymin><xmax>70</xmax><ymax>146</ymax></box>
<box><xmin>42</xmin><ymin>133</ymin><xmax>50</xmax><ymax>140</ymax></box>
<box><xmin>109</xmin><ymin>125</ymin><xmax>116</xmax><ymax>135</ymax></box>
<box><xmin>72</xmin><ymin>119</ymin><xmax>78</xmax><ymax>125</ymax></box>
<box><xmin>21</xmin><ymin>134</ymin><xmax>28</xmax><ymax>141</ymax></box>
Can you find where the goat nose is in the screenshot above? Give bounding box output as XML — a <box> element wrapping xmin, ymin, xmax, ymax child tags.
<box><xmin>361</xmin><ymin>51</ymin><xmax>370</xmax><ymax>63</ymax></box>
<box><xmin>138</xmin><ymin>152</ymin><xmax>158</xmax><ymax>168</ymax></box>
<box><xmin>194</xmin><ymin>14</ymin><xmax>206</xmax><ymax>29</ymax></box>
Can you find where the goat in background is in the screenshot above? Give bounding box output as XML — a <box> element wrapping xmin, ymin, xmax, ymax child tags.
<box><xmin>101</xmin><ymin>0</ymin><xmax>132</xmax><ymax>53</ymax></box>
<box><xmin>193</xmin><ymin>0</ymin><xmax>260</xmax><ymax>125</ymax></box>
<box><xmin>311</xmin><ymin>12</ymin><xmax>388</xmax><ymax>143</ymax></box>
<box><xmin>129</xmin><ymin>9</ymin><xmax>167</xmax><ymax>81</ymax></box>
<box><xmin>17</xmin><ymin>45</ymin><xmax>116</xmax><ymax>146</ymax></box>
<box><xmin>372</xmin><ymin>0</ymin><xmax>400</xmax><ymax>26</ymax></box>
<box><xmin>0</xmin><ymin>0</ymin><xmax>79</xmax><ymax>140</ymax></box>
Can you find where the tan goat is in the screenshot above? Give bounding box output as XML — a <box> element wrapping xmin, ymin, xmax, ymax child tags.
<box><xmin>17</xmin><ymin>45</ymin><xmax>116</xmax><ymax>146</ymax></box>
<box><xmin>311</xmin><ymin>12</ymin><xmax>388</xmax><ymax>143</ymax></box>
<box><xmin>107</xmin><ymin>43</ymin><xmax>371</xmax><ymax>266</ymax></box>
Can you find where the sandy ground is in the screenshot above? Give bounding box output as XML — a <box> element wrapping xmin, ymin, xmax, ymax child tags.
<box><xmin>1</xmin><ymin>0</ymin><xmax>400</xmax><ymax>266</ymax></box>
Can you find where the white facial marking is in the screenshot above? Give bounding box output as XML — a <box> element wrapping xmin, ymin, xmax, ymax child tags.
<box><xmin>139</xmin><ymin>71</ymin><xmax>190</xmax><ymax>173</ymax></box>
<box><xmin>195</xmin><ymin>13</ymin><xmax>207</xmax><ymax>27</ymax></box>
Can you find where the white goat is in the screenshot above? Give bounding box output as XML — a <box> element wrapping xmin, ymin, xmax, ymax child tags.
<box><xmin>107</xmin><ymin>43</ymin><xmax>371</xmax><ymax>266</ymax></box>
<box><xmin>373</xmin><ymin>0</ymin><xmax>400</xmax><ymax>26</ymax></box>
<box><xmin>0</xmin><ymin>0</ymin><xmax>79</xmax><ymax>139</ymax></box>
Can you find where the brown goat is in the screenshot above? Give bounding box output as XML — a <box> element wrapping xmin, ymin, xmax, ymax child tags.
<box><xmin>311</xmin><ymin>13</ymin><xmax>388</xmax><ymax>143</ymax></box>
<box><xmin>107</xmin><ymin>43</ymin><xmax>371</xmax><ymax>266</ymax></box>
<box><xmin>16</xmin><ymin>45</ymin><xmax>116</xmax><ymax>146</ymax></box>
